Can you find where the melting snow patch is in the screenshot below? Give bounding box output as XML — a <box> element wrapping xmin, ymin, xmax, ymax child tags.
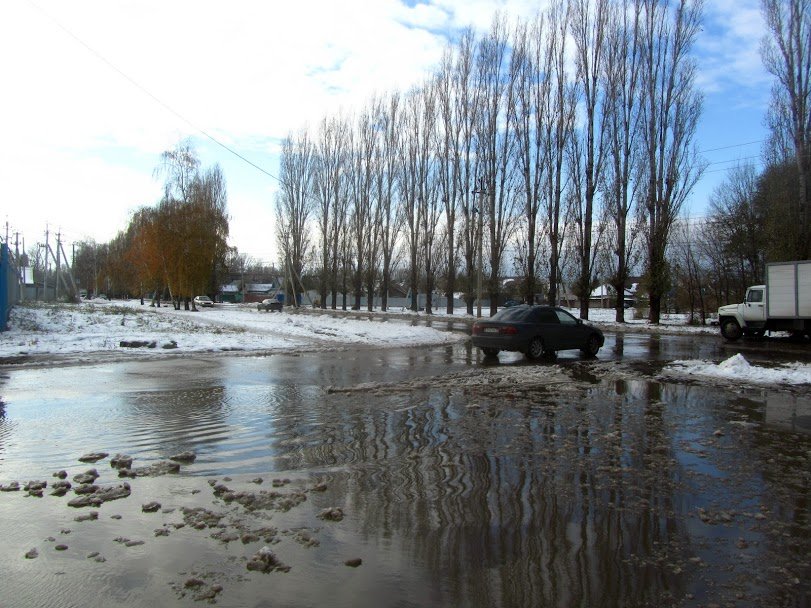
<box><xmin>665</xmin><ymin>354</ymin><xmax>811</xmax><ymax>386</ymax></box>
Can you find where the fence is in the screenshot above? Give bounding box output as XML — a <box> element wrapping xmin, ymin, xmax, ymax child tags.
<box><xmin>0</xmin><ymin>244</ymin><xmax>20</xmax><ymax>331</ymax></box>
<box><xmin>306</xmin><ymin>291</ymin><xmax>470</xmax><ymax>311</ymax></box>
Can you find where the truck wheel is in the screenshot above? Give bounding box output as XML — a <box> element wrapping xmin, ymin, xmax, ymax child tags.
<box><xmin>721</xmin><ymin>319</ymin><xmax>742</xmax><ymax>341</ymax></box>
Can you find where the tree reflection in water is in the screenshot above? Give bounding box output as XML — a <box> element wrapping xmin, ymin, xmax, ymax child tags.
<box><xmin>288</xmin><ymin>379</ymin><xmax>697</xmax><ymax>607</ymax></box>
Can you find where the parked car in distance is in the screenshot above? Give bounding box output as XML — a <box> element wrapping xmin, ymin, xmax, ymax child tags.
<box><xmin>471</xmin><ymin>305</ymin><xmax>604</xmax><ymax>359</ymax></box>
<box><xmin>503</xmin><ymin>299</ymin><xmax>521</xmax><ymax>308</ymax></box>
<box><xmin>194</xmin><ymin>295</ymin><xmax>214</xmax><ymax>308</ymax></box>
<box><xmin>257</xmin><ymin>298</ymin><xmax>283</xmax><ymax>312</ymax></box>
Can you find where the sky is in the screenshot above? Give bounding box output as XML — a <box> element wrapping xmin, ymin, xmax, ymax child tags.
<box><xmin>0</xmin><ymin>0</ymin><xmax>773</xmax><ymax>267</ymax></box>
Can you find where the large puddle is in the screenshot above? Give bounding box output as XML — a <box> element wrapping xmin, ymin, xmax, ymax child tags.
<box><xmin>0</xmin><ymin>346</ymin><xmax>809</xmax><ymax>607</ymax></box>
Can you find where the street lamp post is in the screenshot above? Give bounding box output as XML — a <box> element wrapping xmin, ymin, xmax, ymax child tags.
<box><xmin>472</xmin><ymin>178</ymin><xmax>487</xmax><ymax>318</ymax></box>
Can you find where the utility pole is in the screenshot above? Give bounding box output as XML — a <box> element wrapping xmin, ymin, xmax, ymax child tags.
<box><xmin>55</xmin><ymin>230</ymin><xmax>62</xmax><ymax>301</ymax></box>
<box><xmin>43</xmin><ymin>227</ymin><xmax>50</xmax><ymax>302</ymax></box>
<box><xmin>14</xmin><ymin>232</ymin><xmax>21</xmax><ymax>301</ymax></box>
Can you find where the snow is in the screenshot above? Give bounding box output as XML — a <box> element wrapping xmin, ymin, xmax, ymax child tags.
<box><xmin>5</xmin><ymin>300</ymin><xmax>811</xmax><ymax>387</ymax></box>
<box><xmin>665</xmin><ymin>354</ymin><xmax>811</xmax><ymax>386</ymax></box>
<box><xmin>0</xmin><ymin>300</ymin><xmax>464</xmax><ymax>359</ymax></box>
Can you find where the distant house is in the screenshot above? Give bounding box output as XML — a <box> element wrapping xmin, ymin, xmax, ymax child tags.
<box><xmin>388</xmin><ymin>283</ymin><xmax>409</xmax><ymax>298</ymax></box>
<box><xmin>217</xmin><ymin>280</ymin><xmax>283</xmax><ymax>304</ymax></box>
<box><xmin>219</xmin><ymin>283</ymin><xmax>241</xmax><ymax>303</ymax></box>
<box><xmin>589</xmin><ymin>280</ymin><xmax>639</xmax><ymax>308</ymax></box>
<box><xmin>243</xmin><ymin>283</ymin><xmax>279</xmax><ymax>304</ymax></box>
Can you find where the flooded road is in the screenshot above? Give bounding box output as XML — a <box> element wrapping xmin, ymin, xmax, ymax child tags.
<box><xmin>0</xmin><ymin>332</ymin><xmax>809</xmax><ymax>607</ymax></box>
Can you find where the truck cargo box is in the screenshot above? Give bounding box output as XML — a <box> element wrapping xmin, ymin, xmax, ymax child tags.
<box><xmin>766</xmin><ymin>260</ymin><xmax>811</xmax><ymax>319</ymax></box>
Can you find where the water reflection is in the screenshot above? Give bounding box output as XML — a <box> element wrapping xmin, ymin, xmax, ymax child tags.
<box><xmin>613</xmin><ymin>333</ymin><xmax>624</xmax><ymax>355</ymax></box>
<box><xmin>278</xmin><ymin>383</ymin><xmax>695</xmax><ymax>607</ymax></box>
<box><xmin>764</xmin><ymin>392</ymin><xmax>811</xmax><ymax>434</ymax></box>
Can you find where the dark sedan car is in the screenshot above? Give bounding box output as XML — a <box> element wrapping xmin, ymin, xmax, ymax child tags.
<box><xmin>471</xmin><ymin>305</ymin><xmax>604</xmax><ymax>359</ymax></box>
<box><xmin>257</xmin><ymin>298</ymin><xmax>283</xmax><ymax>312</ymax></box>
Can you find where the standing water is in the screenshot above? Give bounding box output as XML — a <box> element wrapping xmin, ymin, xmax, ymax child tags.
<box><xmin>0</xmin><ymin>344</ymin><xmax>809</xmax><ymax>607</ymax></box>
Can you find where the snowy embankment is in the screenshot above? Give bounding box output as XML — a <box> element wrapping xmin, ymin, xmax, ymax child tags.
<box><xmin>664</xmin><ymin>353</ymin><xmax>811</xmax><ymax>386</ymax></box>
<box><xmin>0</xmin><ymin>300</ymin><xmax>464</xmax><ymax>360</ymax></box>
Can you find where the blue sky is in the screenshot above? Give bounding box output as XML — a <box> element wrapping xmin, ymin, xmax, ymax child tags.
<box><xmin>0</xmin><ymin>0</ymin><xmax>771</xmax><ymax>265</ymax></box>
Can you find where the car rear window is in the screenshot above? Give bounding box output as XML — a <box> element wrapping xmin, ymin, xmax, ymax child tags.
<box><xmin>490</xmin><ymin>306</ymin><xmax>531</xmax><ymax>322</ymax></box>
<box><xmin>531</xmin><ymin>308</ymin><xmax>559</xmax><ymax>323</ymax></box>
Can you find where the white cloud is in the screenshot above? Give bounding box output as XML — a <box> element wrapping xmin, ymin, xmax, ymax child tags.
<box><xmin>696</xmin><ymin>0</ymin><xmax>771</xmax><ymax>99</ymax></box>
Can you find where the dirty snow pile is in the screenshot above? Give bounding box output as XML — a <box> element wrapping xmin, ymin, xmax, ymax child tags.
<box><xmin>0</xmin><ymin>301</ymin><xmax>465</xmax><ymax>360</ymax></box>
<box><xmin>665</xmin><ymin>353</ymin><xmax>811</xmax><ymax>386</ymax></box>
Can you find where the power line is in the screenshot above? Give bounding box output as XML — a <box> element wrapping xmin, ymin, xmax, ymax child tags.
<box><xmin>704</xmin><ymin>162</ymin><xmax>765</xmax><ymax>175</ymax></box>
<box><xmin>699</xmin><ymin>139</ymin><xmax>764</xmax><ymax>154</ymax></box>
<box><xmin>706</xmin><ymin>154</ymin><xmax>761</xmax><ymax>166</ymax></box>
<box><xmin>27</xmin><ymin>0</ymin><xmax>280</xmax><ymax>183</ymax></box>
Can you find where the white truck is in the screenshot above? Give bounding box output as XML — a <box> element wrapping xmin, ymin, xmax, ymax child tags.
<box><xmin>718</xmin><ymin>260</ymin><xmax>811</xmax><ymax>341</ymax></box>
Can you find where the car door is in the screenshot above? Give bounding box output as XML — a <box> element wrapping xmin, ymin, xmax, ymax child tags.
<box><xmin>553</xmin><ymin>309</ymin><xmax>583</xmax><ymax>350</ymax></box>
<box><xmin>743</xmin><ymin>287</ymin><xmax>766</xmax><ymax>324</ymax></box>
<box><xmin>530</xmin><ymin>308</ymin><xmax>564</xmax><ymax>350</ymax></box>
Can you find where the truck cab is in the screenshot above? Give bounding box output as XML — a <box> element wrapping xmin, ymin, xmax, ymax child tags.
<box><xmin>718</xmin><ymin>260</ymin><xmax>811</xmax><ymax>341</ymax></box>
<box><xmin>718</xmin><ymin>285</ymin><xmax>767</xmax><ymax>340</ymax></box>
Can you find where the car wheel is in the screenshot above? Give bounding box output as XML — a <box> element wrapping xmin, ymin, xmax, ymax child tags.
<box><xmin>582</xmin><ymin>334</ymin><xmax>601</xmax><ymax>357</ymax></box>
<box><xmin>482</xmin><ymin>347</ymin><xmax>500</xmax><ymax>357</ymax></box>
<box><xmin>526</xmin><ymin>337</ymin><xmax>544</xmax><ymax>360</ymax></box>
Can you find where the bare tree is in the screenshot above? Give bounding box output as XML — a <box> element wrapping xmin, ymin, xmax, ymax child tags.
<box><xmin>541</xmin><ymin>1</ymin><xmax>577</xmax><ymax>306</ymax></box>
<box><xmin>569</xmin><ymin>0</ymin><xmax>610</xmax><ymax>319</ymax></box>
<box><xmin>671</xmin><ymin>217</ymin><xmax>708</xmax><ymax>323</ymax></box>
<box><xmin>399</xmin><ymin>86</ymin><xmax>435</xmax><ymax>312</ymax></box>
<box><xmin>435</xmin><ymin>33</ymin><xmax>477</xmax><ymax>314</ymax></box>
<box><xmin>476</xmin><ymin>15</ymin><xmax>520</xmax><ymax>315</ymax></box>
<box><xmin>638</xmin><ymin>0</ymin><xmax>705</xmax><ymax>324</ymax></box>
<box><xmin>445</xmin><ymin>31</ymin><xmax>482</xmax><ymax>315</ymax></box>
<box><xmin>374</xmin><ymin>92</ymin><xmax>402</xmax><ymax>311</ymax></box>
<box><xmin>761</xmin><ymin>0</ymin><xmax>811</xmax><ymax>259</ymax></box>
<box><xmin>346</xmin><ymin>110</ymin><xmax>376</xmax><ymax>310</ymax></box>
<box><xmin>706</xmin><ymin>163</ymin><xmax>764</xmax><ymax>296</ymax></box>
<box><xmin>510</xmin><ymin>17</ymin><xmax>547</xmax><ymax>305</ymax></box>
<box><xmin>417</xmin><ymin>85</ymin><xmax>442</xmax><ymax>315</ymax></box>
<box><xmin>312</xmin><ymin>115</ymin><xmax>348</xmax><ymax>309</ymax></box>
<box><xmin>154</xmin><ymin>138</ymin><xmax>199</xmax><ymax>205</ymax></box>
<box><xmin>603</xmin><ymin>0</ymin><xmax>644</xmax><ymax>322</ymax></box>
<box><xmin>276</xmin><ymin>130</ymin><xmax>313</xmax><ymax>305</ymax></box>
